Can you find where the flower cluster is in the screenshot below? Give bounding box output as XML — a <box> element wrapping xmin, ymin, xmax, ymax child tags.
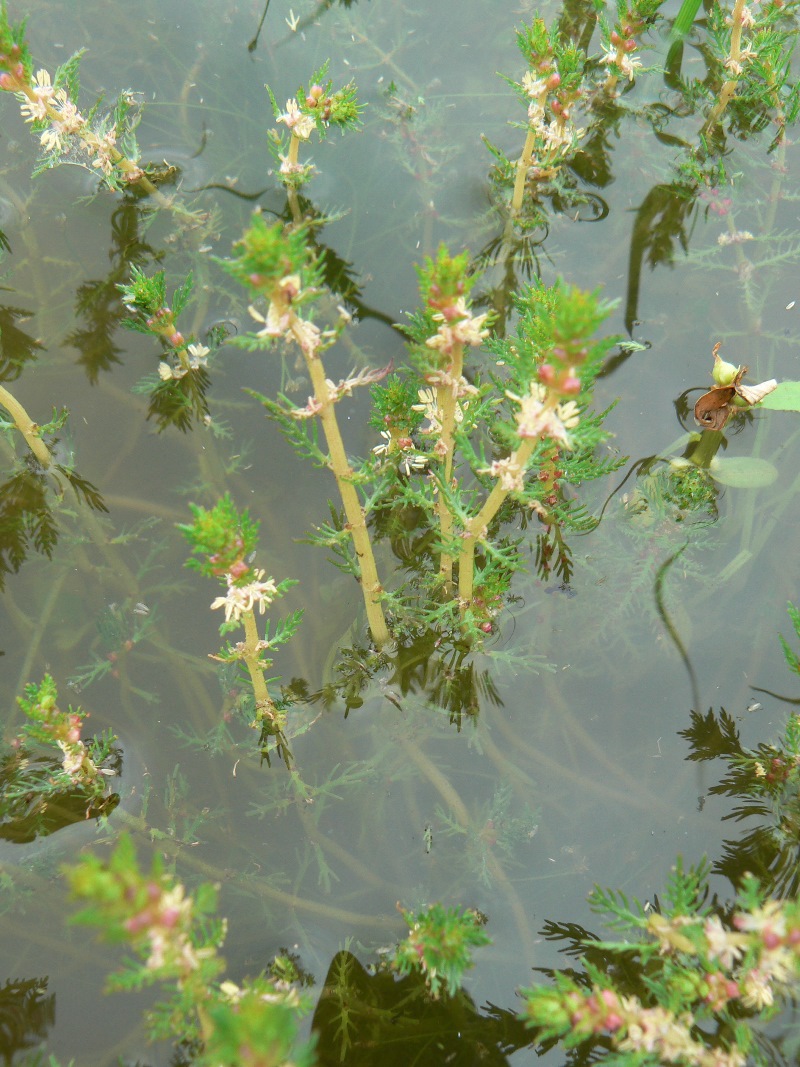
<box><xmin>425</xmin><ymin>299</ymin><xmax>490</xmax><ymax>356</ymax></box>
<box><xmin>158</xmin><ymin>342</ymin><xmax>210</xmax><ymax>381</ymax></box>
<box><xmin>16</xmin><ymin>674</ymin><xmax>113</xmax><ymax>788</ymax></box>
<box><xmin>248</xmin><ymin>272</ymin><xmax>322</xmax><ymax>356</ymax></box>
<box><xmin>2</xmin><ymin>58</ymin><xmax>144</xmax><ymax>184</ymax></box>
<box><xmin>123</xmin><ymin>880</ymin><xmax>205</xmax><ymax>974</ymax></box>
<box><xmin>210</xmin><ymin>569</ymin><xmax>279</xmax><ymax>624</ymax></box>
<box><xmin>508</xmin><ymin>382</ymin><xmax>580</xmax><ymax>446</ymax></box>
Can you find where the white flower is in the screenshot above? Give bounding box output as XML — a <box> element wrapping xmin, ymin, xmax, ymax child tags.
<box><xmin>426</xmin><ymin>299</ymin><xmax>489</xmax><ymax>353</ymax></box>
<box><xmin>521</xmin><ymin>71</ymin><xmax>549</xmax><ymax>99</ymax></box>
<box><xmin>19</xmin><ymin>69</ymin><xmax>54</xmax><ymax>123</ymax></box>
<box><xmin>741</xmin><ymin>968</ymin><xmax>774</xmax><ymax>1009</ymax></box>
<box><xmin>509</xmin><ymin>383</ymin><xmax>579</xmax><ymax>447</ymax></box>
<box><xmin>210</xmin><ymin>569</ymin><xmax>279</xmax><ymax>623</ymax></box>
<box><xmin>39</xmin><ymin>125</ymin><xmax>63</xmax><ymax>153</ymax></box>
<box><xmin>158</xmin><ymin>343</ymin><xmax>209</xmax><ymax>381</ymax></box>
<box><xmin>158</xmin><ymin>361</ymin><xmax>178</xmax><ymax>381</ymax></box>
<box><xmin>618</xmin><ymin>53</ymin><xmax>643</xmax><ymax>81</ymax></box>
<box><xmin>704</xmin><ymin>915</ymin><xmax>745</xmax><ymax>970</ymax></box>
<box><xmin>57</xmin><ymin>740</ymin><xmax>86</xmax><ymax>780</ymax></box>
<box><xmin>248</xmin><ymin>302</ymin><xmax>288</xmax><ymax>338</ymax></box>
<box><xmin>277</xmin><ymin>98</ymin><xmax>315</xmax><ymax>140</ymax></box>
<box><xmin>187</xmin><ymin>342</ymin><xmax>209</xmax><ymax>369</ymax></box>
<box><xmin>372</xmin><ymin>430</ymin><xmax>392</xmax><ymax>456</ymax></box>
<box><xmin>484</xmin><ymin>456</ymin><xmax>525</xmax><ymax>492</ymax></box>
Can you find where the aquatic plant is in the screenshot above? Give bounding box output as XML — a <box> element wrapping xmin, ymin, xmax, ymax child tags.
<box><xmin>1</xmin><ymin>674</ymin><xmax>118</xmax><ymax>836</ymax></box>
<box><xmin>179</xmin><ymin>494</ymin><xmax>301</xmax><ymax>763</ymax></box>
<box><xmin>4</xmin><ymin>0</ymin><xmax>800</xmax><ymax>1061</ymax></box>
<box><xmin>64</xmin><ymin>833</ymin><xmax>315</xmax><ymax>1066</ymax></box>
<box><xmin>391</xmin><ymin>902</ymin><xmax>490</xmax><ymax>999</ymax></box>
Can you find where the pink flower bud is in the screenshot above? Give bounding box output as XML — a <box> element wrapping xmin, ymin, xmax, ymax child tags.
<box><xmin>228</xmin><ymin>559</ymin><xmax>249</xmax><ymax>580</ymax></box>
<box><xmin>547</xmin><ymin>72</ymin><xmax>561</xmax><ymax>89</ymax></box>
<box><xmin>610</xmin><ymin>30</ymin><xmax>622</xmax><ymax>45</ymax></box>
<box><xmin>539</xmin><ymin>363</ymin><xmax>556</xmax><ymax>384</ymax></box>
<box><xmin>147</xmin><ymin>881</ymin><xmax>162</xmax><ymax>901</ymax></box>
<box><xmin>551</xmin><ymin>99</ymin><xmax>563</xmax><ymax>116</ymax></box>
<box><xmin>623</xmin><ymin>38</ymin><xmax>637</xmax><ymax>51</ymax></box>
<box><xmin>763</xmin><ymin>929</ymin><xmax>782</xmax><ymax>950</ymax></box>
<box><xmin>0</xmin><ymin>72</ymin><xmax>14</xmax><ymax>90</ymax></box>
<box><xmin>160</xmin><ymin>906</ymin><xmax>181</xmax><ymax>928</ymax></box>
<box><xmin>168</xmin><ymin>331</ymin><xmax>184</xmax><ymax>347</ymax></box>
<box><xmin>726</xmin><ymin>980</ymin><xmax>740</xmax><ymax>998</ymax></box>
<box><xmin>604</xmin><ymin>1013</ymin><xmax>623</xmax><ymax>1031</ymax></box>
<box><xmin>562</xmin><ymin>375</ymin><xmax>581</xmax><ymax>394</ymax></box>
<box><xmin>249</xmin><ymin>273</ymin><xmax>265</xmax><ymax>287</ymax></box>
<box><xmin>788</xmin><ymin>927</ymin><xmax>800</xmax><ymax>945</ymax></box>
<box><xmin>125</xmin><ymin>913</ymin><xmax>150</xmax><ymax>934</ymax></box>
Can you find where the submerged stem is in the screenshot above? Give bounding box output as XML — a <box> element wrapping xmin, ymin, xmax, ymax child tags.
<box><xmin>299</xmin><ymin>336</ymin><xmax>390</xmax><ymax>648</ymax></box>
<box><xmin>0</xmin><ymin>383</ymin><xmax>53</xmax><ymax>468</ymax></box>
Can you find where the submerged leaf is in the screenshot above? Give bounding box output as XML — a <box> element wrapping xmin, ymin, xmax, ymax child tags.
<box><xmin>708</xmin><ymin>456</ymin><xmax>778</xmax><ymax>488</ymax></box>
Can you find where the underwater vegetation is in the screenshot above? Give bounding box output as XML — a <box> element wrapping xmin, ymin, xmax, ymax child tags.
<box><xmin>2</xmin><ymin>0</ymin><xmax>800</xmax><ymax>1062</ymax></box>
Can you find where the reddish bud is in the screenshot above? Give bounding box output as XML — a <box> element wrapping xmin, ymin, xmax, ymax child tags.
<box><xmin>610</xmin><ymin>30</ymin><xmax>622</xmax><ymax>45</ymax></box>
<box><xmin>125</xmin><ymin>913</ymin><xmax>149</xmax><ymax>934</ymax></box>
<box><xmin>167</xmin><ymin>331</ymin><xmax>184</xmax><ymax>347</ymax></box>
<box><xmin>562</xmin><ymin>375</ymin><xmax>581</xmax><ymax>394</ymax></box>
<box><xmin>481</xmin><ymin>622</ymin><xmax>493</xmax><ymax>633</ymax></box>
<box><xmin>763</xmin><ymin>929</ymin><xmax>782</xmax><ymax>950</ymax></box>
<box><xmin>0</xmin><ymin>72</ymin><xmax>14</xmax><ymax>90</ymax></box>
<box><xmin>623</xmin><ymin>38</ymin><xmax>637</xmax><ymax>51</ymax></box>
<box><xmin>551</xmin><ymin>99</ymin><xmax>563</xmax><ymax>116</ymax></box>
<box><xmin>228</xmin><ymin>559</ymin><xmax>250</xmax><ymax>581</ymax></box>
<box><xmin>547</xmin><ymin>72</ymin><xmax>561</xmax><ymax>90</ymax></box>
<box><xmin>538</xmin><ymin>363</ymin><xmax>556</xmax><ymax>384</ymax></box>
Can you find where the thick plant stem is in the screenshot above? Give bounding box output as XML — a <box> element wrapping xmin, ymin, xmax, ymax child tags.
<box><xmin>240</xmin><ymin>609</ymin><xmax>280</xmax><ymax>724</ymax></box>
<box><xmin>458</xmin><ymin>438</ymin><xmax>536</xmax><ymax>609</ymax></box>
<box><xmin>511</xmin><ymin>127</ymin><xmax>537</xmax><ymax>213</ymax></box>
<box><xmin>299</xmin><ymin>337</ymin><xmax>390</xmax><ymax>648</ymax></box>
<box><xmin>435</xmin><ymin>342</ymin><xmax>464</xmax><ymax>590</ymax></box>
<box><xmin>0</xmin><ymin>383</ymin><xmax>53</xmax><ymax>468</ymax></box>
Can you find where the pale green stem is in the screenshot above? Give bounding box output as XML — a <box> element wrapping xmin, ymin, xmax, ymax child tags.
<box><xmin>0</xmin><ymin>382</ymin><xmax>53</xmax><ymax>468</ymax></box>
<box><xmin>511</xmin><ymin>127</ymin><xmax>537</xmax><ymax>214</ymax></box>
<box><xmin>240</xmin><ymin>609</ymin><xmax>280</xmax><ymax>725</ymax></box>
<box><xmin>435</xmin><ymin>344</ymin><xmax>463</xmax><ymax>591</ymax></box>
<box><xmin>458</xmin><ymin>438</ymin><xmax>536</xmax><ymax>610</ymax></box>
<box><xmin>295</xmin><ymin>324</ymin><xmax>390</xmax><ymax>648</ymax></box>
<box><xmin>703</xmin><ymin>0</ymin><xmax>748</xmax><ymax>131</ymax></box>
<box><xmin>286</xmin><ymin>133</ymin><xmax>302</xmax><ymax>223</ymax></box>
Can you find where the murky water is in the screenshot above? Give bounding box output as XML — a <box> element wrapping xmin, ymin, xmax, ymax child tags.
<box><xmin>2</xmin><ymin>0</ymin><xmax>799</xmax><ymax>1062</ymax></box>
